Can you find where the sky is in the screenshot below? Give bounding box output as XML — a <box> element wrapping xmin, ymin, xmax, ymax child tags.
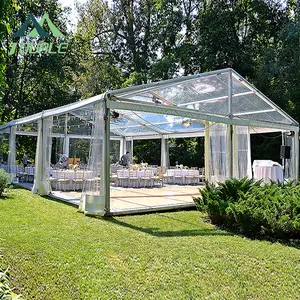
<box><xmin>58</xmin><ymin>0</ymin><xmax>88</xmax><ymax>29</ymax></box>
<box><xmin>58</xmin><ymin>0</ymin><xmax>88</xmax><ymax>10</ymax></box>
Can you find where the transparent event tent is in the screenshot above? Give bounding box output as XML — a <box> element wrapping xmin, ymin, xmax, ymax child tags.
<box><xmin>0</xmin><ymin>68</ymin><xmax>299</xmax><ymax>216</ymax></box>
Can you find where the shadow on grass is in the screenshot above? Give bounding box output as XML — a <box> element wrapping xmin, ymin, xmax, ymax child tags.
<box><xmin>103</xmin><ymin>215</ymin><xmax>232</xmax><ymax>238</ymax></box>
<box><xmin>245</xmin><ymin>233</ymin><xmax>300</xmax><ymax>250</ymax></box>
<box><xmin>2</xmin><ymin>185</ymin><xmax>79</xmax><ymax>208</ymax></box>
<box><xmin>103</xmin><ymin>213</ymin><xmax>300</xmax><ymax>248</ymax></box>
<box><xmin>207</xmin><ymin>223</ymin><xmax>300</xmax><ymax>250</ymax></box>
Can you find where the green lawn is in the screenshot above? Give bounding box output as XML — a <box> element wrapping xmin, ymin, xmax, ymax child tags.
<box><xmin>0</xmin><ymin>188</ymin><xmax>299</xmax><ymax>299</ymax></box>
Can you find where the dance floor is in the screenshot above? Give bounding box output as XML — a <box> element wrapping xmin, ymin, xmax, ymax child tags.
<box><xmin>15</xmin><ymin>182</ymin><xmax>203</xmax><ymax>215</ymax></box>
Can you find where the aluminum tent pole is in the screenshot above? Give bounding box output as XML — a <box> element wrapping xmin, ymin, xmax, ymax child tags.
<box><xmin>247</xmin><ymin>127</ymin><xmax>252</xmax><ymax>178</ymax></box>
<box><xmin>8</xmin><ymin>126</ymin><xmax>16</xmax><ymax>177</ymax></box>
<box><xmin>120</xmin><ymin>138</ymin><xmax>125</xmax><ymax>160</ymax></box>
<box><xmin>161</xmin><ymin>136</ymin><xmax>166</xmax><ymax>168</ymax></box>
<box><xmin>205</xmin><ymin>121</ymin><xmax>210</xmax><ymax>181</ymax></box>
<box><xmin>227</xmin><ymin>70</ymin><xmax>233</xmax><ymax>178</ymax></box>
<box><xmin>104</xmin><ymin>99</ymin><xmax>111</xmax><ymax>215</ymax></box>
<box><xmin>293</xmin><ymin>130</ymin><xmax>299</xmax><ymax>182</ymax></box>
<box><xmin>282</xmin><ymin>132</ymin><xmax>286</xmax><ymax>178</ymax></box>
<box><xmin>232</xmin><ymin>125</ymin><xmax>238</xmax><ymax>178</ymax></box>
<box><xmin>63</xmin><ymin>113</ymin><xmax>69</xmax><ymax>156</ymax></box>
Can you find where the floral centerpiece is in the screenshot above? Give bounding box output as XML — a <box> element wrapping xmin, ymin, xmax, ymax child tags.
<box><xmin>140</xmin><ymin>162</ymin><xmax>148</xmax><ymax>169</ymax></box>
<box><xmin>68</xmin><ymin>164</ymin><xmax>79</xmax><ymax>171</ymax></box>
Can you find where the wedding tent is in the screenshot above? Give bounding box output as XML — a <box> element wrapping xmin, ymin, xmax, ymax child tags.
<box><xmin>0</xmin><ymin>68</ymin><xmax>299</xmax><ymax>215</ymax></box>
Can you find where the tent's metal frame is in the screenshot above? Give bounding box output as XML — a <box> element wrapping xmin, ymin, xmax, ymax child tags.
<box><xmin>0</xmin><ymin>68</ymin><xmax>299</xmax><ymax>216</ymax></box>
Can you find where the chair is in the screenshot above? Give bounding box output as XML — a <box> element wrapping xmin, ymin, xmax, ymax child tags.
<box><xmin>84</xmin><ymin>174</ymin><xmax>101</xmax><ymax>193</ymax></box>
<box><xmin>163</xmin><ymin>168</ymin><xmax>174</xmax><ymax>184</ymax></box>
<box><xmin>174</xmin><ymin>169</ymin><xmax>184</xmax><ymax>185</ymax></box>
<box><xmin>110</xmin><ymin>165</ymin><xmax>118</xmax><ymax>185</ymax></box>
<box><xmin>110</xmin><ymin>172</ymin><xmax>118</xmax><ymax>185</ymax></box>
<box><xmin>129</xmin><ymin>170</ymin><xmax>139</xmax><ymax>188</ymax></box>
<box><xmin>199</xmin><ymin>168</ymin><xmax>205</xmax><ymax>183</ymax></box>
<box><xmin>185</xmin><ymin>169</ymin><xmax>197</xmax><ymax>185</ymax></box>
<box><xmin>152</xmin><ymin>167</ymin><xmax>164</xmax><ymax>187</ymax></box>
<box><xmin>195</xmin><ymin>168</ymin><xmax>205</xmax><ymax>184</ymax></box>
<box><xmin>117</xmin><ymin>169</ymin><xmax>129</xmax><ymax>187</ymax></box>
<box><xmin>57</xmin><ymin>170</ymin><xmax>70</xmax><ymax>191</ymax></box>
<box><xmin>140</xmin><ymin>170</ymin><xmax>153</xmax><ymax>187</ymax></box>
<box><xmin>17</xmin><ymin>165</ymin><xmax>27</xmax><ymax>183</ymax></box>
<box><xmin>49</xmin><ymin>169</ymin><xmax>58</xmax><ymax>190</ymax></box>
<box><xmin>26</xmin><ymin>167</ymin><xmax>35</xmax><ymax>183</ymax></box>
<box><xmin>72</xmin><ymin>171</ymin><xmax>84</xmax><ymax>191</ymax></box>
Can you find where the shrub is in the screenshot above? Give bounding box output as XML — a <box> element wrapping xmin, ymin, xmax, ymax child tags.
<box><xmin>227</xmin><ymin>183</ymin><xmax>300</xmax><ymax>239</ymax></box>
<box><xmin>194</xmin><ymin>178</ymin><xmax>300</xmax><ymax>239</ymax></box>
<box><xmin>193</xmin><ymin>177</ymin><xmax>260</xmax><ymax>225</ymax></box>
<box><xmin>0</xmin><ymin>169</ymin><xmax>12</xmax><ymax>197</ymax></box>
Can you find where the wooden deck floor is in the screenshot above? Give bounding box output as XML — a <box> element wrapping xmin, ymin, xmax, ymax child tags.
<box><xmin>15</xmin><ymin>182</ymin><xmax>203</xmax><ymax>215</ymax></box>
<box><xmin>109</xmin><ymin>186</ymin><xmax>202</xmax><ymax>214</ymax></box>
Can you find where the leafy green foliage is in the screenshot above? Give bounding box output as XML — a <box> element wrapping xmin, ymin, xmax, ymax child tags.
<box><xmin>1</xmin><ymin>0</ymin><xmax>79</xmax><ymax>122</ymax></box>
<box><xmin>194</xmin><ymin>177</ymin><xmax>261</xmax><ymax>224</ymax></box>
<box><xmin>0</xmin><ymin>169</ymin><xmax>12</xmax><ymax>197</ymax></box>
<box><xmin>194</xmin><ymin>178</ymin><xmax>300</xmax><ymax>239</ymax></box>
<box><xmin>133</xmin><ymin>139</ymin><xmax>161</xmax><ymax>165</ymax></box>
<box><xmin>0</xmin><ymin>255</ymin><xmax>22</xmax><ymax>299</ymax></box>
<box><xmin>169</xmin><ymin>137</ymin><xmax>204</xmax><ymax>168</ymax></box>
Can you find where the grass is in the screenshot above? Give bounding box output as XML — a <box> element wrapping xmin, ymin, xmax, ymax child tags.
<box><xmin>0</xmin><ymin>188</ymin><xmax>299</xmax><ymax>300</ymax></box>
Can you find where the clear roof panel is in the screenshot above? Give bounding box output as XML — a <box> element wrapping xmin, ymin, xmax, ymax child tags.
<box><xmin>232</xmin><ymin>94</ymin><xmax>272</xmax><ymax>114</ymax></box>
<box><xmin>125</xmin><ymin>73</ymin><xmax>230</xmax><ymax>114</ymax></box>
<box><xmin>114</xmin><ymin>69</ymin><xmax>297</xmax><ymax>129</ymax></box>
<box><xmin>52</xmin><ymin>114</ymin><xmax>67</xmax><ymax>134</ymax></box>
<box><xmin>109</xmin><ymin>111</ymin><xmax>206</xmax><ymax>136</ymax></box>
<box><xmin>241</xmin><ymin>111</ymin><xmax>292</xmax><ymax>125</ymax></box>
<box><xmin>232</xmin><ymin>76</ymin><xmax>250</xmax><ymax>94</ymax></box>
<box><xmin>16</xmin><ymin>121</ymin><xmax>38</xmax><ymax>133</ymax></box>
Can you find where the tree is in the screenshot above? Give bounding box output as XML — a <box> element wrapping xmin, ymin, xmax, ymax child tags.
<box><xmin>193</xmin><ymin>0</ymin><xmax>287</xmax><ymax>78</ymax></box>
<box><xmin>1</xmin><ymin>0</ymin><xmax>79</xmax><ymax>122</ymax></box>
<box><xmin>0</xmin><ymin>0</ymin><xmax>15</xmax><ymax>121</ymax></box>
<box><xmin>256</xmin><ymin>1</ymin><xmax>300</xmax><ymax>122</ymax></box>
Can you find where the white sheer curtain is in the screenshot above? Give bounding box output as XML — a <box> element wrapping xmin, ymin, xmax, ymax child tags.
<box><xmin>233</xmin><ymin>125</ymin><xmax>252</xmax><ymax>179</ymax></box>
<box><xmin>32</xmin><ymin>117</ymin><xmax>53</xmax><ymax>195</ymax></box>
<box><xmin>8</xmin><ymin>126</ymin><xmax>16</xmax><ymax>176</ymax></box>
<box><xmin>209</xmin><ymin>123</ymin><xmax>227</xmax><ymax>183</ymax></box>
<box><xmin>79</xmin><ymin>103</ymin><xmax>105</xmax><ymax>215</ymax></box>
<box><xmin>208</xmin><ymin>123</ymin><xmax>251</xmax><ymax>183</ymax></box>
<box><xmin>42</xmin><ymin>117</ymin><xmax>53</xmax><ymax>193</ymax></box>
<box><xmin>161</xmin><ymin>136</ymin><xmax>170</xmax><ymax>169</ymax></box>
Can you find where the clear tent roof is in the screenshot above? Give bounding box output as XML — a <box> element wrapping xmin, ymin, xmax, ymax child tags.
<box><xmin>0</xmin><ymin>68</ymin><xmax>298</xmax><ymax>137</ymax></box>
<box><xmin>108</xmin><ymin>69</ymin><xmax>298</xmax><ymax>135</ymax></box>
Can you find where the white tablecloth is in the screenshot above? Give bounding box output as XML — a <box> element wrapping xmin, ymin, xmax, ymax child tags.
<box><xmin>253</xmin><ymin>160</ymin><xmax>283</xmax><ymax>183</ymax></box>
<box><xmin>54</xmin><ymin>170</ymin><xmax>93</xmax><ymax>180</ymax></box>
